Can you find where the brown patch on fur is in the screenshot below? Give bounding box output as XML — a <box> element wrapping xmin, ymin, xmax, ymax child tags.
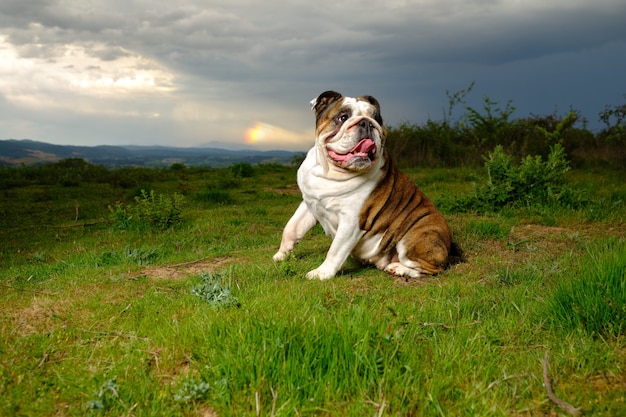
<box><xmin>313</xmin><ymin>90</ymin><xmax>344</xmax><ymax>122</ymax></box>
<box><xmin>359</xmin><ymin>151</ymin><xmax>453</xmax><ymax>275</ymax></box>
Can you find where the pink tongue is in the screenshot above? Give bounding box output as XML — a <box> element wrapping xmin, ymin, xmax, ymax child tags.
<box><xmin>328</xmin><ymin>139</ymin><xmax>377</xmax><ymax>163</ymax></box>
<box><xmin>350</xmin><ymin>139</ymin><xmax>376</xmax><ymax>154</ymax></box>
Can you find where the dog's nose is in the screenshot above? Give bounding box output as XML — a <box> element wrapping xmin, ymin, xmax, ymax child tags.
<box><xmin>358</xmin><ymin>119</ymin><xmax>373</xmax><ymax>137</ymax></box>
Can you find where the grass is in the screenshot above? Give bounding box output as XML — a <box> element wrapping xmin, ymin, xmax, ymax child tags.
<box><xmin>0</xmin><ymin>163</ymin><xmax>625</xmax><ymax>416</ymax></box>
<box><xmin>547</xmin><ymin>238</ymin><xmax>626</xmax><ymax>337</ymax></box>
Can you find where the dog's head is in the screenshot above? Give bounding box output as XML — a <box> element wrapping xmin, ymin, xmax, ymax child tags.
<box><xmin>310</xmin><ymin>91</ymin><xmax>386</xmax><ymax>173</ymax></box>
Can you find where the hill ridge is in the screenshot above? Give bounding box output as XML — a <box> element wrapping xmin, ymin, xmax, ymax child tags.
<box><xmin>0</xmin><ymin>139</ymin><xmax>301</xmax><ymax>168</ymax></box>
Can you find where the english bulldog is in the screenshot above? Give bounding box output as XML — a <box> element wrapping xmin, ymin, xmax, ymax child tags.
<box><xmin>273</xmin><ymin>90</ymin><xmax>457</xmax><ymax>280</ymax></box>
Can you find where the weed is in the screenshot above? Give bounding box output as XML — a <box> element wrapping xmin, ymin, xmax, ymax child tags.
<box><xmin>124</xmin><ymin>245</ymin><xmax>159</xmax><ymax>266</ymax></box>
<box><xmin>190</xmin><ymin>270</ymin><xmax>240</xmax><ymax>308</ymax></box>
<box><xmin>173</xmin><ymin>378</ymin><xmax>211</xmax><ymax>403</ymax></box>
<box><xmin>87</xmin><ymin>378</ymin><xmax>119</xmax><ymax>411</ymax></box>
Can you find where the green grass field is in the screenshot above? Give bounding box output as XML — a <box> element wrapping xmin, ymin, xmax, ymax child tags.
<box><xmin>1</xmin><ymin>162</ymin><xmax>624</xmax><ymax>416</ymax></box>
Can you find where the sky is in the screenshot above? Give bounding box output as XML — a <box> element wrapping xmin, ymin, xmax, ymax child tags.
<box><xmin>1</xmin><ymin>0</ymin><xmax>625</xmax><ymax>151</ymax></box>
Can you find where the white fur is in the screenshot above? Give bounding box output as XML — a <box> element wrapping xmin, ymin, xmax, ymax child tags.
<box><xmin>383</xmin><ymin>241</ymin><xmax>422</xmax><ymax>278</ymax></box>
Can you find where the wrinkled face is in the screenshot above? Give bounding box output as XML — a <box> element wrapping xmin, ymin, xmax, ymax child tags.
<box><xmin>311</xmin><ymin>91</ymin><xmax>386</xmax><ymax>172</ymax></box>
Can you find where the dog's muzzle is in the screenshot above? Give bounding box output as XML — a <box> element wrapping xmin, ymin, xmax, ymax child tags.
<box><xmin>326</xmin><ymin>138</ymin><xmax>377</xmax><ymax>171</ymax></box>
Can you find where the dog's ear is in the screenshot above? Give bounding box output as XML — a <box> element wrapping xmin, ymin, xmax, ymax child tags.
<box><xmin>310</xmin><ymin>91</ymin><xmax>343</xmax><ymax>118</ymax></box>
<box><xmin>359</xmin><ymin>95</ymin><xmax>384</xmax><ymax>126</ymax></box>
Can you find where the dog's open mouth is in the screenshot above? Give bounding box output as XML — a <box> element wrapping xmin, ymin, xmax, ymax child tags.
<box><xmin>327</xmin><ymin>139</ymin><xmax>377</xmax><ymax>167</ymax></box>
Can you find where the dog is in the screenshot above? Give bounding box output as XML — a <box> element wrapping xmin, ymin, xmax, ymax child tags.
<box><xmin>273</xmin><ymin>90</ymin><xmax>457</xmax><ymax>280</ymax></box>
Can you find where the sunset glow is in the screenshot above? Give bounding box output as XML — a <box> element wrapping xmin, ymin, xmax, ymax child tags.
<box><xmin>243</xmin><ymin>122</ymin><xmax>310</xmax><ymax>150</ymax></box>
<box><xmin>245</xmin><ymin>122</ymin><xmax>270</xmax><ymax>144</ymax></box>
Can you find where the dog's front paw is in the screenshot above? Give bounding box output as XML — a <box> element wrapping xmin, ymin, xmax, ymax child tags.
<box><xmin>273</xmin><ymin>251</ymin><xmax>289</xmax><ymax>262</ymax></box>
<box><xmin>306</xmin><ymin>268</ymin><xmax>335</xmax><ymax>280</ymax></box>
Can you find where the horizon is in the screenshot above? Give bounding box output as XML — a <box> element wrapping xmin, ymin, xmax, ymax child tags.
<box><xmin>0</xmin><ymin>138</ymin><xmax>306</xmax><ymax>153</ymax></box>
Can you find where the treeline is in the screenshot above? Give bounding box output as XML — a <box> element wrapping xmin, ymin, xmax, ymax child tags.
<box><xmin>0</xmin><ymin>158</ymin><xmax>176</xmax><ymax>189</ymax></box>
<box><xmin>0</xmin><ymin>158</ymin><xmax>284</xmax><ymax>190</ymax></box>
<box><xmin>386</xmin><ymin>84</ymin><xmax>626</xmax><ymax>168</ymax></box>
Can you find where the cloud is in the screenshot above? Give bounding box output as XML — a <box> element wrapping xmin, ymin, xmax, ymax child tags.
<box><xmin>0</xmin><ymin>0</ymin><xmax>625</xmax><ymax>149</ymax></box>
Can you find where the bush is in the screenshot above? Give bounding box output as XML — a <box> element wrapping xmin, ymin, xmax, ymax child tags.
<box><xmin>439</xmin><ymin>144</ymin><xmax>581</xmax><ymax>213</ymax></box>
<box><xmin>110</xmin><ymin>189</ymin><xmax>185</xmax><ymax>231</ymax></box>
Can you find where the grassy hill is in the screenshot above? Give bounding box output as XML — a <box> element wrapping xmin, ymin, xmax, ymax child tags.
<box><xmin>0</xmin><ymin>159</ymin><xmax>624</xmax><ymax>416</ymax></box>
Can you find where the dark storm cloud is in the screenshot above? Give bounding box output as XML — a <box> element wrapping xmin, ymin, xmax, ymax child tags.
<box><xmin>0</xmin><ymin>0</ymin><xmax>625</xmax><ymax>148</ymax></box>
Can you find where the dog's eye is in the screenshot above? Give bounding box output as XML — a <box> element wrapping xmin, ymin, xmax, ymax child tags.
<box><xmin>335</xmin><ymin>113</ymin><xmax>349</xmax><ymax>124</ymax></box>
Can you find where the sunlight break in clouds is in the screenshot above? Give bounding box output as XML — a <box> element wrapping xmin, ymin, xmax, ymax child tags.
<box><xmin>245</xmin><ymin>122</ymin><xmax>311</xmax><ymax>150</ymax></box>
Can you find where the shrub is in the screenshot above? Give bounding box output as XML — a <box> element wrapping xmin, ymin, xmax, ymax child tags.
<box><xmin>598</xmin><ymin>94</ymin><xmax>626</xmax><ymax>143</ymax></box>
<box><xmin>439</xmin><ymin>144</ymin><xmax>581</xmax><ymax>213</ymax></box>
<box><xmin>547</xmin><ymin>239</ymin><xmax>626</xmax><ymax>337</ymax></box>
<box><xmin>110</xmin><ymin>189</ymin><xmax>185</xmax><ymax>231</ymax></box>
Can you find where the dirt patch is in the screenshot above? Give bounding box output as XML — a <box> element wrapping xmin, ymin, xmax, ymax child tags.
<box><xmin>11</xmin><ymin>296</ymin><xmax>74</xmax><ymax>336</ymax></box>
<box><xmin>510</xmin><ymin>224</ymin><xmax>577</xmax><ymax>240</ymax></box>
<box><xmin>137</xmin><ymin>257</ymin><xmax>234</xmax><ymax>280</ymax></box>
<box><xmin>195</xmin><ymin>406</ymin><xmax>219</xmax><ymax>417</ymax></box>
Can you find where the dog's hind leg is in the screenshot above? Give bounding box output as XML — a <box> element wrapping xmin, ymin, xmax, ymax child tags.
<box><xmin>384</xmin><ymin>240</ymin><xmax>446</xmax><ymax>278</ymax></box>
<box><xmin>384</xmin><ymin>262</ymin><xmax>422</xmax><ymax>278</ymax></box>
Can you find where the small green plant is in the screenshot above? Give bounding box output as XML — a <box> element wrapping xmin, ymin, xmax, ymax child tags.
<box><xmin>124</xmin><ymin>245</ymin><xmax>159</xmax><ymax>265</ymax></box>
<box><xmin>173</xmin><ymin>378</ymin><xmax>211</xmax><ymax>403</ymax></box>
<box><xmin>87</xmin><ymin>378</ymin><xmax>119</xmax><ymax>411</ymax></box>
<box><xmin>190</xmin><ymin>270</ymin><xmax>240</xmax><ymax>308</ymax></box>
<box><xmin>109</xmin><ymin>189</ymin><xmax>185</xmax><ymax>231</ymax></box>
<box><xmin>547</xmin><ymin>238</ymin><xmax>626</xmax><ymax>337</ymax></box>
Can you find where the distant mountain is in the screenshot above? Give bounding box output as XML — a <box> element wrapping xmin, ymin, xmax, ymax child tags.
<box><xmin>0</xmin><ymin>139</ymin><xmax>303</xmax><ymax>168</ymax></box>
